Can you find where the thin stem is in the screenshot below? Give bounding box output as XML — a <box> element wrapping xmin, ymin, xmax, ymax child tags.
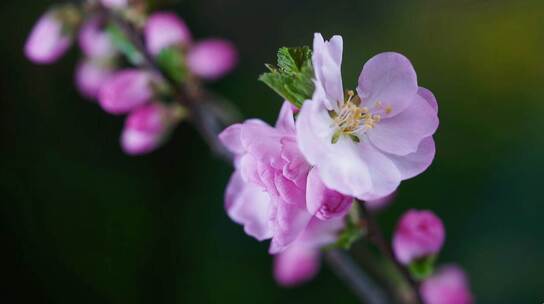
<box><xmin>360</xmin><ymin>202</ymin><xmax>424</xmax><ymax>304</ymax></box>
<box><xmin>98</xmin><ymin>5</ymin><xmax>234</xmax><ymax>162</ymax></box>
<box><xmin>325</xmin><ymin>250</ymin><xmax>391</xmax><ymax>304</ymax></box>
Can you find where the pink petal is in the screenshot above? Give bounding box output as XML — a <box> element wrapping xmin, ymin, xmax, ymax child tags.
<box><xmin>225</xmin><ymin>171</ymin><xmax>273</xmax><ymax>241</ymax></box>
<box><xmin>387</xmin><ymin>137</ymin><xmax>436</xmax><ymax>180</ymax></box>
<box><xmin>274</xmin><ymin>244</ymin><xmax>320</xmax><ymax>287</ymax></box>
<box><xmin>368</xmin><ymin>91</ymin><xmax>438</xmax><ymax>156</ymax></box>
<box><xmin>79</xmin><ymin>16</ymin><xmax>115</xmax><ymax>58</ymax></box>
<box><xmin>25</xmin><ymin>13</ymin><xmax>71</xmax><ymax>64</ymax></box>
<box><xmin>187</xmin><ymin>39</ymin><xmax>238</xmax><ymax>80</ymax></box>
<box><xmin>357</xmin><ymin>52</ymin><xmax>418</xmax><ymax>117</ymax></box>
<box><xmin>306</xmin><ymin>168</ymin><xmax>352</xmax><ymax>220</ymax></box>
<box><xmin>275</xmin><ymin>101</ymin><xmax>296</xmax><ymax>134</ymax></box>
<box><xmin>418</xmin><ymin>87</ymin><xmax>438</xmax><ymax>114</ymax></box>
<box><xmin>354</xmin><ymin>142</ymin><xmax>402</xmax><ymax>200</ymax></box>
<box><xmin>421</xmin><ymin>265</ymin><xmax>473</xmax><ymax>304</ymax></box>
<box><xmin>144</xmin><ymin>12</ymin><xmax>192</xmax><ymax>56</ymax></box>
<box><xmin>75</xmin><ymin>59</ymin><xmax>114</xmax><ymax>99</ymax></box>
<box><xmin>298</xmin><ymin>217</ymin><xmax>345</xmax><ymax>248</ymax></box>
<box><xmin>269</xmin><ymin>202</ymin><xmax>313</xmax><ymax>254</ymax></box>
<box><xmin>98</xmin><ymin>69</ymin><xmax>153</xmax><ymax>114</ymax></box>
<box><xmin>312</xmin><ymin>33</ymin><xmax>344</xmax><ymax>110</ymax></box>
<box><xmin>218</xmin><ymin>124</ymin><xmax>244</xmax><ymax>155</ymax></box>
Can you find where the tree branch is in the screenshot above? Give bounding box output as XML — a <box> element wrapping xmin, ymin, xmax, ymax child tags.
<box><xmin>360</xmin><ymin>202</ymin><xmax>424</xmax><ymax>304</ymax></box>
<box><xmin>325</xmin><ymin>250</ymin><xmax>392</xmax><ymax>304</ymax></box>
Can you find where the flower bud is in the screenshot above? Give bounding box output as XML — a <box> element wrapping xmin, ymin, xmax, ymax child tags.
<box><xmin>392</xmin><ymin>209</ymin><xmax>445</xmax><ymax>265</ymax></box>
<box><xmin>120</xmin><ymin>103</ymin><xmax>182</xmax><ymax>155</ymax></box>
<box><xmin>98</xmin><ymin>69</ymin><xmax>154</xmax><ymax>114</ymax></box>
<box><xmin>187</xmin><ymin>39</ymin><xmax>238</xmax><ymax>80</ymax></box>
<box><xmin>25</xmin><ymin>6</ymin><xmax>80</xmax><ymax>64</ymax></box>
<box><xmin>420</xmin><ymin>265</ymin><xmax>473</xmax><ymax>304</ymax></box>
<box><xmin>79</xmin><ymin>16</ymin><xmax>115</xmax><ymax>59</ymax></box>
<box><xmin>75</xmin><ymin>59</ymin><xmax>114</xmax><ymax>99</ymax></box>
<box><xmin>144</xmin><ymin>12</ymin><xmax>192</xmax><ymax>56</ymax></box>
<box><xmin>101</xmin><ymin>0</ymin><xmax>128</xmax><ymax>9</ymax></box>
<box><xmin>273</xmin><ymin>244</ymin><xmax>320</xmax><ymax>287</ymax></box>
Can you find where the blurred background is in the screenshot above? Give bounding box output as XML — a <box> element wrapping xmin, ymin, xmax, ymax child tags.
<box><xmin>1</xmin><ymin>0</ymin><xmax>544</xmax><ymax>303</ymax></box>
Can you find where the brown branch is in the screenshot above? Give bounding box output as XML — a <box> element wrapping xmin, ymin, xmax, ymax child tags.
<box><xmin>360</xmin><ymin>202</ymin><xmax>424</xmax><ymax>304</ymax></box>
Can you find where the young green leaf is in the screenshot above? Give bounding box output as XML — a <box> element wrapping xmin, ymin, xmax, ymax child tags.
<box><xmin>106</xmin><ymin>24</ymin><xmax>144</xmax><ymax>65</ymax></box>
<box><xmin>259</xmin><ymin>46</ymin><xmax>315</xmax><ymax>108</ymax></box>
<box><xmin>157</xmin><ymin>47</ymin><xmax>187</xmax><ymax>84</ymax></box>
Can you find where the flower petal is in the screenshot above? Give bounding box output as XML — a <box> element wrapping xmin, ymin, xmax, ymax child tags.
<box><xmin>218</xmin><ymin>124</ymin><xmax>244</xmax><ymax>155</ymax></box>
<box><xmin>225</xmin><ymin>171</ymin><xmax>273</xmax><ymax>241</ymax></box>
<box><xmin>357</xmin><ymin>52</ymin><xmax>418</xmax><ymax>117</ymax></box>
<box><xmin>387</xmin><ymin>137</ymin><xmax>436</xmax><ymax>180</ymax></box>
<box><xmin>269</xmin><ymin>202</ymin><xmax>313</xmax><ymax>254</ymax></box>
<box><xmin>418</xmin><ymin>87</ymin><xmax>438</xmax><ymax>114</ymax></box>
<box><xmin>274</xmin><ymin>243</ymin><xmax>320</xmax><ymax>287</ymax></box>
<box><xmin>275</xmin><ymin>101</ymin><xmax>297</xmax><ymax>133</ymax></box>
<box><xmin>297</xmin><ymin>97</ymin><xmax>374</xmax><ymax>199</ymax></box>
<box><xmin>368</xmin><ymin>91</ymin><xmax>438</xmax><ymax>155</ymax></box>
<box><xmin>306</xmin><ymin>167</ymin><xmax>352</xmax><ymax>220</ymax></box>
<box><xmin>355</xmin><ymin>142</ymin><xmax>402</xmax><ymax>200</ymax></box>
<box><xmin>312</xmin><ymin>33</ymin><xmax>344</xmax><ymax>110</ymax></box>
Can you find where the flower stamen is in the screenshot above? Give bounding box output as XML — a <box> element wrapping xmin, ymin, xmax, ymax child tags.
<box><xmin>330</xmin><ymin>90</ymin><xmax>386</xmax><ymax>143</ymax></box>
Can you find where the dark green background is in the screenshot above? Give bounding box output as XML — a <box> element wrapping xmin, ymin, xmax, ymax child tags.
<box><xmin>1</xmin><ymin>0</ymin><xmax>543</xmax><ymax>303</ymax></box>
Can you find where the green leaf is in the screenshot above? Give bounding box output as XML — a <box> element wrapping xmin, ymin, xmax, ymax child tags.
<box><xmin>106</xmin><ymin>24</ymin><xmax>144</xmax><ymax>65</ymax></box>
<box><xmin>157</xmin><ymin>47</ymin><xmax>187</xmax><ymax>84</ymax></box>
<box><xmin>325</xmin><ymin>203</ymin><xmax>363</xmax><ymax>250</ymax></box>
<box><xmin>408</xmin><ymin>255</ymin><xmax>437</xmax><ymax>281</ymax></box>
<box><xmin>259</xmin><ymin>46</ymin><xmax>315</xmax><ymax>108</ymax></box>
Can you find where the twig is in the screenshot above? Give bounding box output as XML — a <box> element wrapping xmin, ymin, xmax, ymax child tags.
<box><xmin>325</xmin><ymin>250</ymin><xmax>391</xmax><ymax>304</ymax></box>
<box><xmin>100</xmin><ymin>5</ymin><xmax>234</xmax><ymax>162</ymax></box>
<box><xmin>360</xmin><ymin>202</ymin><xmax>423</xmax><ymax>304</ymax></box>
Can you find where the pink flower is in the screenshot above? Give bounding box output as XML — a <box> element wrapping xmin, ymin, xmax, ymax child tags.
<box><xmin>144</xmin><ymin>12</ymin><xmax>192</xmax><ymax>56</ymax></box>
<box><xmin>187</xmin><ymin>39</ymin><xmax>238</xmax><ymax>80</ymax></box>
<box><xmin>220</xmin><ymin>102</ymin><xmax>350</xmax><ymax>253</ymax></box>
<box><xmin>25</xmin><ymin>12</ymin><xmax>73</xmax><ymax>64</ymax></box>
<box><xmin>392</xmin><ymin>209</ymin><xmax>445</xmax><ymax>265</ymax></box>
<box><xmin>296</xmin><ymin>34</ymin><xmax>439</xmax><ymax>201</ymax></box>
<box><xmin>101</xmin><ymin>0</ymin><xmax>128</xmax><ymax>9</ymax></box>
<box><xmin>98</xmin><ymin>69</ymin><xmax>154</xmax><ymax>114</ymax></box>
<box><xmin>75</xmin><ymin>59</ymin><xmax>114</xmax><ymax>99</ymax></box>
<box><xmin>421</xmin><ymin>265</ymin><xmax>473</xmax><ymax>304</ymax></box>
<box><xmin>79</xmin><ymin>16</ymin><xmax>115</xmax><ymax>59</ymax></box>
<box><xmin>274</xmin><ymin>218</ymin><xmax>344</xmax><ymax>286</ymax></box>
<box><xmin>121</xmin><ymin>103</ymin><xmax>181</xmax><ymax>155</ymax></box>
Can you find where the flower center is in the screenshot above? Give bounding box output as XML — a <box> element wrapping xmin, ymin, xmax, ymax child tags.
<box><xmin>330</xmin><ymin>91</ymin><xmax>386</xmax><ymax>144</ymax></box>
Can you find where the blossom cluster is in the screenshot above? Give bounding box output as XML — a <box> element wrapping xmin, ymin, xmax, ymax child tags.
<box><xmin>220</xmin><ymin>33</ymin><xmax>472</xmax><ymax>302</ymax></box>
<box><xmin>25</xmin><ymin>1</ymin><xmax>237</xmax><ymax>155</ymax></box>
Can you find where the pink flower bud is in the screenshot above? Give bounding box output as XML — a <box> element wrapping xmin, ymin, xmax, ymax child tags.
<box><xmin>420</xmin><ymin>265</ymin><xmax>473</xmax><ymax>304</ymax></box>
<box><xmin>187</xmin><ymin>39</ymin><xmax>238</xmax><ymax>80</ymax></box>
<box><xmin>98</xmin><ymin>69</ymin><xmax>154</xmax><ymax>114</ymax></box>
<box><xmin>101</xmin><ymin>0</ymin><xmax>128</xmax><ymax>9</ymax></box>
<box><xmin>121</xmin><ymin>103</ymin><xmax>180</xmax><ymax>155</ymax></box>
<box><xmin>144</xmin><ymin>12</ymin><xmax>192</xmax><ymax>56</ymax></box>
<box><xmin>392</xmin><ymin>210</ymin><xmax>445</xmax><ymax>265</ymax></box>
<box><xmin>273</xmin><ymin>244</ymin><xmax>320</xmax><ymax>287</ymax></box>
<box><xmin>75</xmin><ymin>59</ymin><xmax>114</xmax><ymax>99</ymax></box>
<box><xmin>79</xmin><ymin>16</ymin><xmax>115</xmax><ymax>59</ymax></box>
<box><xmin>25</xmin><ymin>12</ymin><xmax>73</xmax><ymax>64</ymax></box>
